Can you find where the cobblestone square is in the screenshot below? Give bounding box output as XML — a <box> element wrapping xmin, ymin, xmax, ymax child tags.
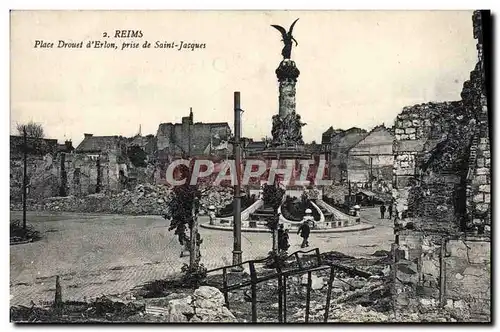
<box><xmin>10</xmin><ymin>208</ymin><xmax>392</xmax><ymax>306</ymax></box>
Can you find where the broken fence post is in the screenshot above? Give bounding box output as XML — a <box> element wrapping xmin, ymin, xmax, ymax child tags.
<box><xmin>54</xmin><ymin>275</ymin><xmax>62</xmax><ymax>310</ymax></box>
<box><xmin>324</xmin><ymin>265</ymin><xmax>335</xmax><ymax>322</ymax></box>
<box><xmin>222</xmin><ymin>267</ymin><xmax>229</xmax><ymax>308</ymax></box>
<box><xmin>283</xmin><ymin>275</ymin><xmax>287</xmax><ymax>323</ymax></box>
<box><xmin>315</xmin><ymin>248</ymin><xmax>321</xmax><ymax>265</ymax></box>
<box><xmin>305</xmin><ymin>271</ymin><xmax>312</xmax><ymax>323</ymax></box>
<box><xmin>249</xmin><ymin>261</ymin><xmax>258</xmax><ymax>322</ymax></box>
<box><xmin>439</xmin><ymin>239</ymin><xmax>447</xmax><ymax>307</ymax></box>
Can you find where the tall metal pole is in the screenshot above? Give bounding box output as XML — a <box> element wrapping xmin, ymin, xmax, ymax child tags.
<box><xmin>188</xmin><ymin>107</ymin><xmax>192</xmax><ymax>157</ymax></box>
<box><xmin>22</xmin><ymin>128</ymin><xmax>28</xmax><ymax>230</ymax></box>
<box><xmin>369</xmin><ymin>156</ymin><xmax>373</xmax><ymax>190</ymax></box>
<box><xmin>232</xmin><ymin>91</ymin><xmax>243</xmax><ymax>269</ymax></box>
<box><xmin>348</xmin><ymin>180</ymin><xmax>352</xmax><ymax>206</ymax></box>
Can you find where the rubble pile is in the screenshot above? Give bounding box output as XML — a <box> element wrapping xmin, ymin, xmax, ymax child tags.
<box><xmin>18</xmin><ymin>184</ymin><xmax>173</xmax><ymax>215</ymax></box>
<box><xmin>218</xmin><ymin>250</ymin><xmax>396</xmax><ymax>323</ymax></box>
<box><xmin>11</xmin><ymin>184</ymin><xmax>235</xmax><ymax>216</ymax></box>
<box><xmin>322</xmin><ymin>185</ymin><xmax>349</xmax><ymax>203</ymax></box>
<box><xmin>10</xmin><ymin>296</ymin><xmax>146</xmax><ymax>323</ymax></box>
<box><xmin>252</xmin><ymin>268</ymin><xmax>462</xmax><ymax>322</ymax></box>
<box><xmin>321</xmin><ymin>303</ymin><xmax>390</xmax><ymax>322</ymax></box>
<box><xmin>199</xmin><ymin>186</ymin><xmax>233</xmax><ymax>211</ymax></box>
<box><xmin>143</xmin><ymin>286</ymin><xmax>237</xmax><ymax>323</ymax></box>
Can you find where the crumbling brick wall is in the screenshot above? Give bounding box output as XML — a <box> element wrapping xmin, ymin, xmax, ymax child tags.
<box><xmin>392</xmin><ymin>101</ymin><xmax>461</xmax><ymax>219</ymax></box>
<box><xmin>65</xmin><ymin>153</ymin><xmax>108</xmax><ymax>196</ymax></box>
<box><xmin>444</xmin><ymin>239</ymin><xmax>490</xmax><ymax>318</ymax></box>
<box><xmin>392</xmin><ymin>11</ymin><xmax>490</xmax><ymax>320</ymax></box>
<box><xmin>10</xmin><ymin>154</ymin><xmax>60</xmax><ymax>202</ymax></box>
<box><xmin>393</xmin><ymin>234</ymin><xmax>491</xmax><ymax>320</ymax></box>
<box><xmin>394</xmin><ymin>102</ymin><xmax>459</xmax><ymax>142</ymax></box>
<box><xmin>464</xmin><ymin>10</ymin><xmax>491</xmax><ymax>235</ymax></box>
<box><xmin>10</xmin><ymin>150</ymin><xmax>129</xmax><ymax>205</ymax></box>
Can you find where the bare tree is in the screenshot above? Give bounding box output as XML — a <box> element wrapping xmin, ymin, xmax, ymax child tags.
<box><xmin>17</xmin><ymin>121</ymin><xmax>44</xmax><ymax>138</ymax></box>
<box><xmin>16</xmin><ymin>121</ymin><xmax>44</xmax><ymax>230</ymax></box>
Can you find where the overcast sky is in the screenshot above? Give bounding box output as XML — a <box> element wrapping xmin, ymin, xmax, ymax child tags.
<box><xmin>11</xmin><ymin>10</ymin><xmax>477</xmax><ymax>146</ymax></box>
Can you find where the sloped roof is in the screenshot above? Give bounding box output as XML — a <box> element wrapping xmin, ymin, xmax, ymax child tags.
<box><xmin>350</xmin><ymin>125</ymin><xmax>394</xmax><ymax>150</ymax></box>
<box><xmin>10</xmin><ymin>135</ymin><xmax>58</xmax><ymax>156</ymax></box>
<box><xmin>322</xmin><ymin>126</ymin><xmax>345</xmax><ymax>144</ymax></box>
<box><xmin>75</xmin><ymin>135</ymin><xmax>123</xmax><ymax>153</ymax></box>
<box><xmin>331</xmin><ymin>128</ymin><xmax>368</xmax><ymax>150</ymax></box>
<box><xmin>367</xmin><ymin>124</ymin><xmax>390</xmax><ymax>134</ymax></box>
<box><xmin>57</xmin><ymin>143</ymin><xmax>74</xmax><ymax>153</ymax></box>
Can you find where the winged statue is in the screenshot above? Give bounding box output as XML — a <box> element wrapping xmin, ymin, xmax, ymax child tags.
<box><xmin>271</xmin><ymin>18</ymin><xmax>299</xmax><ymax>59</ymax></box>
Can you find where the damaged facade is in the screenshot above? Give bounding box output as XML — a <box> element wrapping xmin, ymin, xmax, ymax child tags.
<box><xmin>391</xmin><ymin>10</ymin><xmax>491</xmax><ymax>321</ymax></box>
<box><xmin>347</xmin><ymin>125</ymin><xmax>394</xmax><ymax>191</ymax></box>
<box><xmin>155</xmin><ymin>109</ymin><xmax>232</xmax><ymax>184</ymax></box>
<box><xmin>323</xmin><ymin>127</ymin><xmax>367</xmax><ymax>183</ymax></box>
<box><xmin>10</xmin><ymin>109</ymin><xmax>233</xmax><ymax>200</ymax></box>
<box><xmin>10</xmin><ymin>136</ymin><xmax>62</xmax><ymax>201</ymax></box>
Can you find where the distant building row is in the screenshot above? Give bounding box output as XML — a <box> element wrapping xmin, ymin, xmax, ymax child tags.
<box><xmin>10</xmin><ymin>109</ymin><xmax>231</xmax><ymax>199</ymax></box>
<box><xmin>10</xmin><ymin>108</ymin><xmax>395</xmax><ymax>198</ymax></box>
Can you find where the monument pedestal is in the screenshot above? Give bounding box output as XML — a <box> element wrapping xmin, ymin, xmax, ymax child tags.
<box><xmin>261</xmin><ymin>146</ymin><xmax>311</xmax><ymax>160</ymax></box>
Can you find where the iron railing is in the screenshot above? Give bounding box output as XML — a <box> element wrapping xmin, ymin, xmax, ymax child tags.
<box><xmin>205</xmin><ymin>248</ymin><xmax>336</xmax><ymax>323</ymax></box>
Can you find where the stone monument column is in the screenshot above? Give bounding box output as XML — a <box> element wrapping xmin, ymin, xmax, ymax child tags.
<box><xmin>277</xmin><ymin>60</ymin><xmax>300</xmax><ymax>117</ymax></box>
<box><xmin>268</xmin><ymin>19</ymin><xmax>305</xmax><ymax>148</ymax></box>
<box><xmin>271</xmin><ymin>59</ymin><xmax>305</xmax><ymax>147</ymax></box>
<box><xmin>257</xmin><ymin>18</ymin><xmax>311</xmax><ymax>186</ymax></box>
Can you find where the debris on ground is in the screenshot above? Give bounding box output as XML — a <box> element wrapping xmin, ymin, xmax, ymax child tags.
<box><xmin>10</xmin><ymin>297</ymin><xmax>145</xmax><ymax>323</ymax></box>
<box><xmin>10</xmin><ymin>220</ymin><xmax>41</xmax><ymax>244</ymax></box>
<box><xmin>11</xmin><ymin>184</ymin><xmax>234</xmax><ymax>216</ymax></box>
<box><xmin>11</xmin><ymin>248</ymin><xmax>480</xmax><ymax>323</ymax></box>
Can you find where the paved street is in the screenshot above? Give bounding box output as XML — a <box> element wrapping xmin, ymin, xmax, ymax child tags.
<box><xmin>10</xmin><ymin>208</ymin><xmax>393</xmax><ymax>306</ymax></box>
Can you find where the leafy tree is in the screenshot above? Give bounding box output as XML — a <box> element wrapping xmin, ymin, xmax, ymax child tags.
<box><xmin>127</xmin><ymin>145</ymin><xmax>148</xmax><ymax>167</ymax></box>
<box><xmin>262</xmin><ymin>181</ymin><xmax>285</xmax><ymax>211</ymax></box>
<box><xmin>262</xmin><ymin>181</ymin><xmax>285</xmax><ymax>253</ymax></box>
<box><xmin>164</xmin><ymin>163</ymin><xmax>206</xmax><ymax>286</ymax></box>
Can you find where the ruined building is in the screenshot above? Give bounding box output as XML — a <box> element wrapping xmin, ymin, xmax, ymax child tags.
<box><xmin>10</xmin><ymin>136</ymin><xmax>62</xmax><ymax>201</ymax></box>
<box><xmin>10</xmin><ymin>109</ymin><xmax>234</xmax><ymax>201</ymax></box>
<box><xmin>322</xmin><ymin>127</ymin><xmax>367</xmax><ymax>183</ymax></box>
<box><xmin>347</xmin><ymin>125</ymin><xmax>394</xmax><ymax>190</ymax></box>
<box><xmin>155</xmin><ymin>109</ymin><xmax>231</xmax><ymax>183</ymax></box>
<box><xmin>392</xmin><ymin>11</ymin><xmax>491</xmax><ymax>321</ymax></box>
<box><xmin>71</xmin><ymin>134</ymin><xmax>131</xmax><ymax>194</ymax></box>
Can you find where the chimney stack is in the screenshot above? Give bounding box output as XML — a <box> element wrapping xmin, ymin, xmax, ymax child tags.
<box><xmin>84</xmin><ymin>133</ymin><xmax>93</xmax><ymax>139</ymax></box>
<box><xmin>64</xmin><ymin>140</ymin><xmax>73</xmax><ymax>150</ymax></box>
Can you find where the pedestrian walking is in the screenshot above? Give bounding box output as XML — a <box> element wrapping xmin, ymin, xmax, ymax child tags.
<box><xmin>279</xmin><ymin>228</ymin><xmax>290</xmax><ymax>252</ymax></box>
<box><xmin>208</xmin><ymin>205</ymin><xmax>216</xmax><ymax>225</ymax></box>
<box><xmin>297</xmin><ymin>210</ymin><xmax>312</xmax><ymax>248</ymax></box>
<box><xmin>380</xmin><ymin>204</ymin><xmax>386</xmax><ymax>219</ymax></box>
<box><xmin>278</xmin><ymin>223</ymin><xmax>284</xmax><ymax>249</ymax></box>
<box><xmin>388</xmin><ymin>204</ymin><xmax>393</xmax><ymax>219</ymax></box>
<box><xmin>303</xmin><ymin>208</ymin><xmax>315</xmax><ymax>229</ymax></box>
<box><xmin>278</xmin><ymin>223</ymin><xmax>284</xmax><ymax>234</ymax></box>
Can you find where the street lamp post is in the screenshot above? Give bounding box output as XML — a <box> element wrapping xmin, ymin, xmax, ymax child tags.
<box><xmin>232</xmin><ymin>91</ymin><xmax>243</xmax><ymax>271</ymax></box>
<box><xmin>22</xmin><ymin>128</ymin><xmax>28</xmax><ymax>230</ymax></box>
